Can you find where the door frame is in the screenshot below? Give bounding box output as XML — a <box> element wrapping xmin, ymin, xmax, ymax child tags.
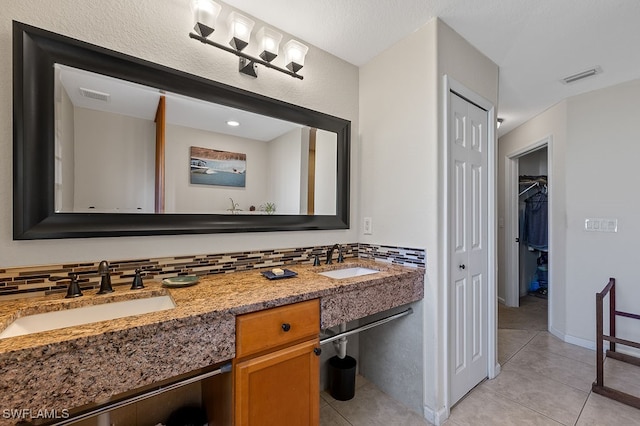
<box><xmin>504</xmin><ymin>137</ymin><xmax>552</xmax><ymax>316</ymax></box>
<box><xmin>442</xmin><ymin>76</ymin><xmax>497</xmax><ymax>417</ymax></box>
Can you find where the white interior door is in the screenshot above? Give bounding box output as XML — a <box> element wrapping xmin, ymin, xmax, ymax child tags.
<box><xmin>449</xmin><ymin>92</ymin><xmax>489</xmax><ymax>406</ymax></box>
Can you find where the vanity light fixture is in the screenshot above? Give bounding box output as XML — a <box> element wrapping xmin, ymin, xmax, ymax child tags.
<box><xmin>256</xmin><ymin>27</ymin><xmax>283</xmax><ymax>63</ymax></box>
<box><xmin>188</xmin><ymin>0</ymin><xmax>307</xmax><ymax>80</ymax></box>
<box><xmin>191</xmin><ymin>0</ymin><xmax>221</xmax><ymax>38</ymax></box>
<box><xmin>283</xmin><ymin>40</ymin><xmax>309</xmax><ymax>73</ymax></box>
<box><xmin>227</xmin><ymin>11</ymin><xmax>254</xmax><ymax>51</ymax></box>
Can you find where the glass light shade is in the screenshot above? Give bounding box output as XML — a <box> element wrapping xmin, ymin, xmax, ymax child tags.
<box><xmin>283</xmin><ymin>40</ymin><xmax>309</xmax><ymax>73</ymax></box>
<box><xmin>191</xmin><ymin>0</ymin><xmax>221</xmax><ymax>38</ymax></box>
<box><xmin>256</xmin><ymin>27</ymin><xmax>283</xmax><ymax>62</ymax></box>
<box><xmin>227</xmin><ymin>11</ymin><xmax>255</xmax><ymax>51</ymax></box>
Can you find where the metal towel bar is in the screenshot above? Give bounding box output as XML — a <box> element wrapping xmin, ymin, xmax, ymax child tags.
<box><xmin>52</xmin><ymin>363</ymin><xmax>232</xmax><ymax>425</ymax></box>
<box><xmin>320</xmin><ymin>307</ymin><xmax>413</xmax><ymax>345</ymax></box>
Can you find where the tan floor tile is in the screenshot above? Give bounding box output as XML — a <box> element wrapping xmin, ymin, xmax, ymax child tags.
<box><xmin>355</xmin><ymin>374</ymin><xmax>371</xmax><ymax>389</ymax></box>
<box><xmin>320</xmin><ymin>404</ymin><xmax>351</xmax><ymax>426</ymax></box>
<box><xmin>321</xmin><ymin>390</ymin><xmax>333</xmax><ymax>404</ymax></box>
<box><xmin>498</xmin><ymin>296</ymin><xmax>548</xmax><ymax>331</ymax></box>
<box><xmin>601</xmin><ymin>357</ymin><xmax>640</xmax><ymax>398</ymax></box>
<box><xmin>321</xmin><ymin>393</ymin><xmax>329</xmax><ymax>408</ymax></box>
<box><xmin>504</xmin><ymin>344</ymin><xmax>594</xmax><ymax>392</ymax></box>
<box><xmin>482</xmin><ymin>367</ymin><xmax>588</xmax><ymax>425</ymax></box>
<box><xmin>449</xmin><ymin>388</ymin><xmax>562</xmax><ymax>425</ymax></box>
<box><xmin>327</xmin><ymin>382</ymin><xmax>432</xmax><ymax>426</ymax></box>
<box><xmin>498</xmin><ymin>329</ymin><xmax>539</xmax><ymax>365</ymax></box>
<box><xmin>576</xmin><ymin>393</ymin><xmax>640</xmax><ymax>426</ymax></box>
<box><xmin>528</xmin><ymin>332</ymin><xmax>595</xmax><ymax>366</ymax></box>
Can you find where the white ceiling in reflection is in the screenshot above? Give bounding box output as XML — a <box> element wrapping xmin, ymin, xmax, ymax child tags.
<box><xmin>55</xmin><ymin>64</ymin><xmax>302</xmax><ymax>142</ymax></box>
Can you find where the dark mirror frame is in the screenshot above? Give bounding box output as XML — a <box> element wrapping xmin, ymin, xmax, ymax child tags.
<box><xmin>13</xmin><ymin>21</ymin><xmax>350</xmax><ymax>240</ymax></box>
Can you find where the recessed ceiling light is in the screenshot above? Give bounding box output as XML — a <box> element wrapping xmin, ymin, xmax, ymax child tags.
<box><xmin>227</xmin><ymin>120</ymin><xmax>240</xmax><ymax>127</ymax></box>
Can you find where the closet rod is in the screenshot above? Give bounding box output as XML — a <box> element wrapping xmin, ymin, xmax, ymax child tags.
<box><xmin>519</xmin><ymin>182</ymin><xmax>538</xmax><ymax>196</ymax></box>
<box><xmin>52</xmin><ymin>363</ymin><xmax>232</xmax><ymax>425</ymax></box>
<box><xmin>320</xmin><ymin>308</ymin><xmax>413</xmax><ymax>345</ymax></box>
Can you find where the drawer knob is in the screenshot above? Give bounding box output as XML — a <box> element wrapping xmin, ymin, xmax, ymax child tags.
<box><xmin>281</xmin><ymin>323</ymin><xmax>291</xmax><ymax>332</ymax></box>
<box><xmin>313</xmin><ymin>347</ymin><xmax>322</xmax><ymax>356</ymax></box>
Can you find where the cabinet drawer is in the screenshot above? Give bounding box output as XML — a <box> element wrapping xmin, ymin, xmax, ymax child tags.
<box><xmin>236</xmin><ymin>299</ymin><xmax>319</xmax><ymax>359</ymax></box>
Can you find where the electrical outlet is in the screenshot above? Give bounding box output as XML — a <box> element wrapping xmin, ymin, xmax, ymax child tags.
<box><xmin>363</xmin><ymin>217</ymin><xmax>373</xmax><ymax>235</ymax></box>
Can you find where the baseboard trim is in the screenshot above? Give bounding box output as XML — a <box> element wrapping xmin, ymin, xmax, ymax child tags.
<box><xmin>562</xmin><ymin>332</ymin><xmax>596</xmax><ymax>351</ymax></box>
<box><xmin>549</xmin><ymin>326</ymin><xmax>596</xmax><ymax>351</ymax></box>
<box><xmin>552</xmin><ymin>326</ymin><xmax>640</xmax><ymax>358</ymax></box>
<box><xmin>424</xmin><ymin>405</ymin><xmax>448</xmax><ymax>426</ymax></box>
<box><xmin>492</xmin><ymin>362</ymin><xmax>501</xmax><ymax>379</ymax></box>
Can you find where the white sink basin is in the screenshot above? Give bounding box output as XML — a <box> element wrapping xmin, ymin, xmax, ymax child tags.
<box><xmin>0</xmin><ymin>295</ymin><xmax>176</xmax><ymax>339</ymax></box>
<box><xmin>318</xmin><ymin>267</ymin><xmax>379</xmax><ymax>279</ymax></box>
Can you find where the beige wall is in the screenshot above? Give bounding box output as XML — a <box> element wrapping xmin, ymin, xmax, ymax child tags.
<box><xmin>359</xmin><ymin>18</ymin><xmax>438</xmax><ymax>417</ymax></box>
<box><xmin>564</xmin><ymin>79</ymin><xmax>640</xmax><ymax>349</ymax></box>
<box><xmin>499</xmin><ymin>78</ymin><xmax>640</xmax><ymax>350</ymax></box>
<box><xmin>497</xmin><ymin>101</ymin><xmax>568</xmax><ymax>334</ymax></box>
<box><xmin>358</xmin><ymin>18</ymin><xmax>498</xmax><ymax>421</ymax></box>
<box><xmin>268</xmin><ymin>128</ymin><xmax>303</xmax><ymax>214</ymax></box>
<box><xmin>73</xmin><ymin>108</ymin><xmax>156</xmax><ymax>212</ymax></box>
<box><xmin>1</xmin><ymin>0</ymin><xmax>358</xmax><ymax>266</ymax></box>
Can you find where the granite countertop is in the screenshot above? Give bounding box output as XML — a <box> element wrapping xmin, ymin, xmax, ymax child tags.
<box><xmin>0</xmin><ymin>259</ymin><xmax>424</xmax><ymax>420</ymax></box>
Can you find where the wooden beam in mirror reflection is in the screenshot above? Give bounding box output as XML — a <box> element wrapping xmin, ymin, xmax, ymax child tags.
<box><xmin>307</xmin><ymin>128</ymin><xmax>317</xmax><ymax>215</ymax></box>
<box><xmin>155</xmin><ymin>96</ymin><xmax>166</xmax><ymax>213</ymax></box>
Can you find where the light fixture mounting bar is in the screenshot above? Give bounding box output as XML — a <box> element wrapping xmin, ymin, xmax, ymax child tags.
<box><xmin>561</xmin><ymin>66</ymin><xmax>602</xmax><ymax>84</ymax></box>
<box><xmin>189</xmin><ymin>32</ymin><xmax>303</xmax><ymax>80</ymax></box>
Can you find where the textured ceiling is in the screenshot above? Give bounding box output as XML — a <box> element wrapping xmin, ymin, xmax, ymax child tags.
<box><xmin>222</xmin><ymin>0</ymin><xmax>640</xmax><ymax>135</ymax></box>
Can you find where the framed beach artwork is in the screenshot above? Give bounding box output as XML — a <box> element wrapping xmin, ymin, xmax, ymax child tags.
<box><xmin>190</xmin><ymin>146</ymin><xmax>246</xmax><ymax>188</ymax></box>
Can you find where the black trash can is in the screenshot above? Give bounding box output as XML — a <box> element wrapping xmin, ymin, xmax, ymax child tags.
<box><xmin>166</xmin><ymin>405</ymin><xmax>207</xmax><ymax>426</ymax></box>
<box><xmin>328</xmin><ymin>355</ymin><xmax>357</xmax><ymax>401</ymax></box>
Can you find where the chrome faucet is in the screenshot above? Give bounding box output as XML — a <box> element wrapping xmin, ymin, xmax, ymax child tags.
<box><xmin>97</xmin><ymin>260</ymin><xmax>114</xmax><ymax>294</ymax></box>
<box><xmin>326</xmin><ymin>244</ymin><xmax>344</xmax><ymax>264</ymax></box>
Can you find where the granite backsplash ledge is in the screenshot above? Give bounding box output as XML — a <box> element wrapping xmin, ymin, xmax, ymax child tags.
<box><xmin>0</xmin><ymin>243</ymin><xmax>425</xmax><ymax>300</ymax></box>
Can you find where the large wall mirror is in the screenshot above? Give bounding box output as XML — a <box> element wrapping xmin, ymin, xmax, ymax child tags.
<box><xmin>13</xmin><ymin>22</ymin><xmax>350</xmax><ymax>239</ymax></box>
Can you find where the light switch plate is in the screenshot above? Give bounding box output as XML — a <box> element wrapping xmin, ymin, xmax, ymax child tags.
<box><xmin>363</xmin><ymin>217</ymin><xmax>373</xmax><ymax>235</ymax></box>
<box><xmin>585</xmin><ymin>218</ymin><xmax>618</xmax><ymax>233</ymax></box>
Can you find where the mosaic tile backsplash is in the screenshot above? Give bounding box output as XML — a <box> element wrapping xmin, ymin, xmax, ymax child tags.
<box><xmin>0</xmin><ymin>243</ymin><xmax>425</xmax><ymax>300</ymax></box>
<box><xmin>358</xmin><ymin>244</ymin><xmax>426</xmax><ymax>267</ymax></box>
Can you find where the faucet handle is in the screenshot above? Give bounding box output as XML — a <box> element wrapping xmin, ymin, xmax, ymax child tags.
<box><xmin>97</xmin><ymin>260</ymin><xmax>114</xmax><ymax>294</ymax></box>
<box><xmin>98</xmin><ymin>260</ymin><xmax>109</xmax><ymax>275</ymax></box>
<box><xmin>131</xmin><ymin>268</ymin><xmax>145</xmax><ymax>290</ymax></box>
<box><xmin>49</xmin><ymin>273</ymin><xmax>83</xmax><ymax>298</ymax></box>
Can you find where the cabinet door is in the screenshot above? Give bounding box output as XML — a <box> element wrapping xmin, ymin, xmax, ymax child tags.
<box><xmin>234</xmin><ymin>339</ymin><xmax>320</xmax><ymax>426</ymax></box>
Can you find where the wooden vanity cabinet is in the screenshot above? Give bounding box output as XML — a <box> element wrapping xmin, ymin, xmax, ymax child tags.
<box><xmin>233</xmin><ymin>299</ymin><xmax>321</xmax><ymax>426</ymax></box>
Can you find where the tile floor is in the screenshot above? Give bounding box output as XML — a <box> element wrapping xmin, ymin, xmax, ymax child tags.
<box><xmin>320</xmin><ymin>296</ymin><xmax>640</xmax><ymax>425</ymax></box>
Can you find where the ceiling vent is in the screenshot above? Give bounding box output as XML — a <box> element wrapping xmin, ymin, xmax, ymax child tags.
<box><xmin>561</xmin><ymin>66</ymin><xmax>602</xmax><ymax>84</ymax></box>
<box><xmin>79</xmin><ymin>87</ymin><xmax>110</xmax><ymax>102</ymax></box>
